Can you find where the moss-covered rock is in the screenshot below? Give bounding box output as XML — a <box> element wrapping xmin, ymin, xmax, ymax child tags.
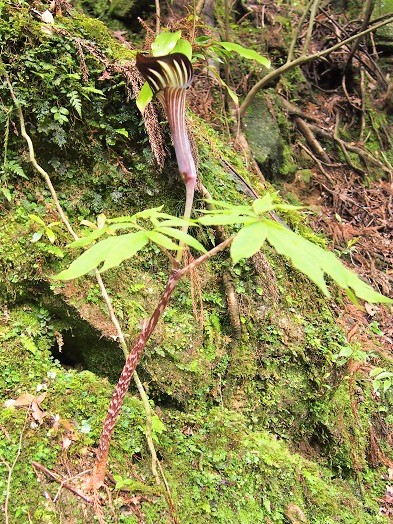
<box><xmin>243</xmin><ymin>92</ymin><xmax>297</xmax><ymax>179</ymax></box>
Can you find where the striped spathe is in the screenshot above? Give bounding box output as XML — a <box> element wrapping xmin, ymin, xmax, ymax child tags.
<box><xmin>136</xmin><ymin>53</ymin><xmax>193</xmax><ymax>93</ymax></box>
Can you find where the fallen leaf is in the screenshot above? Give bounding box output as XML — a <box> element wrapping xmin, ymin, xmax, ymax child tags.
<box><xmin>62</xmin><ymin>437</ymin><xmax>73</xmax><ymax>450</ymax></box>
<box><xmin>31</xmin><ymin>401</ymin><xmax>46</xmax><ymax>425</ymax></box>
<box><xmin>12</xmin><ymin>393</ymin><xmax>36</xmax><ymax>407</ymax></box>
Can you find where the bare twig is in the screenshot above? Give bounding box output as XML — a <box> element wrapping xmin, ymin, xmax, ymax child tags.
<box><xmin>344</xmin><ymin>0</ymin><xmax>375</xmax><ymax>71</ymax></box>
<box><xmin>301</xmin><ymin>118</ymin><xmax>392</xmax><ymax>177</ymax></box>
<box><xmin>360</xmin><ymin>67</ymin><xmax>366</xmax><ymax>140</ymax></box>
<box><xmin>6</xmin><ymin>78</ymin><xmax>78</xmax><ymax>240</ymax></box>
<box><xmin>287</xmin><ymin>0</ymin><xmax>314</xmax><ymax>63</ymax></box>
<box><xmin>334</xmin><ymin>111</ymin><xmax>365</xmax><ymax>175</ymax></box>
<box><xmin>294</xmin><ymin>116</ymin><xmax>331</xmax><ymax>164</ymax></box>
<box><xmin>297</xmin><ymin>141</ymin><xmax>334</xmax><ymax>183</ymax></box>
<box><xmin>32</xmin><ymin>462</ymin><xmax>94</xmax><ymax>504</ymax></box>
<box><xmin>239</xmin><ymin>16</ymin><xmax>393</xmax><ymax>118</ymax></box>
<box><xmin>302</xmin><ymin>0</ymin><xmax>321</xmax><ymax>56</ymax></box>
<box><xmin>3</xmin><ymin>409</ymin><xmax>29</xmax><ymax>524</ymax></box>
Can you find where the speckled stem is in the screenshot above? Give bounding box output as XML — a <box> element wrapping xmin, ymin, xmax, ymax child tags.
<box><xmin>89</xmin><ymin>236</ymin><xmax>234</xmax><ymax>489</ymax></box>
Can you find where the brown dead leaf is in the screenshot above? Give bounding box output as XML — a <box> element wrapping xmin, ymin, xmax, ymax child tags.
<box><xmin>31</xmin><ymin>401</ymin><xmax>46</xmax><ymax>425</ymax></box>
<box><xmin>285</xmin><ymin>503</ymin><xmax>307</xmax><ymax>523</ymax></box>
<box><xmin>12</xmin><ymin>393</ymin><xmax>36</xmax><ymax>407</ymax></box>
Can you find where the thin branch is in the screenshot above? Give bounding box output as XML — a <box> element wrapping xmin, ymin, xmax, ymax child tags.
<box><xmin>32</xmin><ymin>462</ymin><xmax>93</xmax><ymax>505</ymax></box>
<box><xmin>297</xmin><ymin>140</ymin><xmax>334</xmax><ymax>183</ymax></box>
<box><xmin>7</xmin><ymin>76</ymin><xmax>163</xmax><ymax>493</ymax></box>
<box><xmin>6</xmin><ymin>78</ymin><xmax>78</xmax><ymax>240</ymax></box>
<box><xmin>319</xmin><ymin>6</ymin><xmax>387</xmax><ymax>87</ymax></box>
<box><xmin>239</xmin><ymin>16</ymin><xmax>393</xmax><ymax>118</ymax></box>
<box><xmin>294</xmin><ymin>116</ymin><xmax>331</xmax><ymax>164</ymax></box>
<box><xmin>287</xmin><ymin>0</ymin><xmax>314</xmax><ymax>63</ymax></box>
<box><xmin>95</xmin><ymin>270</ymin><xmax>161</xmax><ymax>486</ymax></box>
<box><xmin>302</xmin><ymin>0</ymin><xmax>321</xmax><ymax>56</ymax></box>
<box><xmin>3</xmin><ymin>409</ymin><xmax>29</xmax><ymax>524</ymax></box>
<box><xmin>344</xmin><ymin>0</ymin><xmax>375</xmax><ymax>71</ymax></box>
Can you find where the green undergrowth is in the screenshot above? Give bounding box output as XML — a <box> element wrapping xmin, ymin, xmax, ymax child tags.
<box><xmin>0</xmin><ymin>1</ymin><xmax>392</xmax><ymax>523</ymax></box>
<box><xmin>0</xmin><ymin>307</ymin><xmax>389</xmax><ymax>523</ymax></box>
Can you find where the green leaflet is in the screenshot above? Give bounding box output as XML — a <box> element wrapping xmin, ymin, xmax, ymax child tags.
<box><xmin>145</xmin><ymin>230</ymin><xmax>179</xmax><ymax>250</ymax></box>
<box><xmin>231</xmin><ymin>221</ymin><xmax>268</xmax><ymax>265</ymax></box>
<box><xmin>218</xmin><ymin>42</ymin><xmax>271</xmax><ymax>68</ymax></box>
<box><xmin>100</xmin><ymin>232</ymin><xmax>149</xmax><ymax>272</ymax></box>
<box><xmin>198</xmin><ymin>214</ymin><xmax>254</xmax><ymax>226</ymax></box>
<box><xmin>262</xmin><ymin>219</ymin><xmax>392</xmax><ymax>303</ymax></box>
<box><xmin>136</xmin><ymin>81</ymin><xmax>153</xmax><ymax>114</ymax></box>
<box><xmin>69</xmin><ymin>227</ymin><xmax>109</xmax><ymax>248</ymax></box>
<box><xmin>151</xmin><ymin>30</ymin><xmax>182</xmax><ymax>57</ymax></box>
<box><xmin>55</xmin><ymin>232</ymin><xmax>148</xmax><ymax>280</ymax></box>
<box><xmin>156</xmin><ymin>226</ymin><xmax>206</xmax><ymax>253</ymax></box>
<box><xmin>171</xmin><ymin>38</ymin><xmax>193</xmax><ymax>60</ymax></box>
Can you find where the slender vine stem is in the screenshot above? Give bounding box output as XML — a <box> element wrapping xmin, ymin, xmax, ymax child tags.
<box><xmin>6</xmin><ymin>76</ymin><xmax>162</xmax><ymax>488</ymax></box>
<box><xmin>239</xmin><ymin>16</ymin><xmax>393</xmax><ymax>118</ymax></box>
<box><xmin>286</xmin><ymin>0</ymin><xmax>314</xmax><ymax>64</ymax></box>
<box><xmin>344</xmin><ymin>0</ymin><xmax>375</xmax><ymax>72</ymax></box>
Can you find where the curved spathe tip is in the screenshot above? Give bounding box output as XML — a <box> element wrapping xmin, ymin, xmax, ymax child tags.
<box><xmin>136</xmin><ymin>53</ymin><xmax>193</xmax><ymax>93</ymax></box>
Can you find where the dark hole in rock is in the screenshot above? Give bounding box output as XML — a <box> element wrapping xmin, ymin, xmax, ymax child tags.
<box><xmin>49</xmin><ymin>325</ymin><xmax>125</xmax><ymax>383</ymax></box>
<box><xmin>39</xmin><ymin>289</ymin><xmax>190</xmax><ymax>405</ymax></box>
<box><xmin>38</xmin><ymin>290</ymin><xmax>126</xmax><ymax>383</ymax></box>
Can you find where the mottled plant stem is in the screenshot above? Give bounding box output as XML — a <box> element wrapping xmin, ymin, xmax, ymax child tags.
<box><xmin>90</xmin><ymin>236</ymin><xmax>233</xmax><ymax>489</ymax></box>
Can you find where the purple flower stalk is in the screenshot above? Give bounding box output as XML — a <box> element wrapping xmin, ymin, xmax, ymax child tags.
<box><xmin>136</xmin><ymin>53</ymin><xmax>196</xmax><ymax>257</ymax></box>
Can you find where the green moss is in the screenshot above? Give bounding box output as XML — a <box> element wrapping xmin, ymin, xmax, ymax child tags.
<box><xmin>61</xmin><ymin>12</ymin><xmax>136</xmax><ymax>62</ymax></box>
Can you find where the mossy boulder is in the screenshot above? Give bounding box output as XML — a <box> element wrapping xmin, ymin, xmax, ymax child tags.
<box><xmin>243</xmin><ymin>92</ymin><xmax>297</xmax><ymax>179</ymax></box>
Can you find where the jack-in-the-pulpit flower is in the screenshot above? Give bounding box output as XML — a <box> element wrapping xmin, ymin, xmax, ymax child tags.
<box><xmin>136</xmin><ymin>53</ymin><xmax>196</xmax><ymax>254</ymax></box>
